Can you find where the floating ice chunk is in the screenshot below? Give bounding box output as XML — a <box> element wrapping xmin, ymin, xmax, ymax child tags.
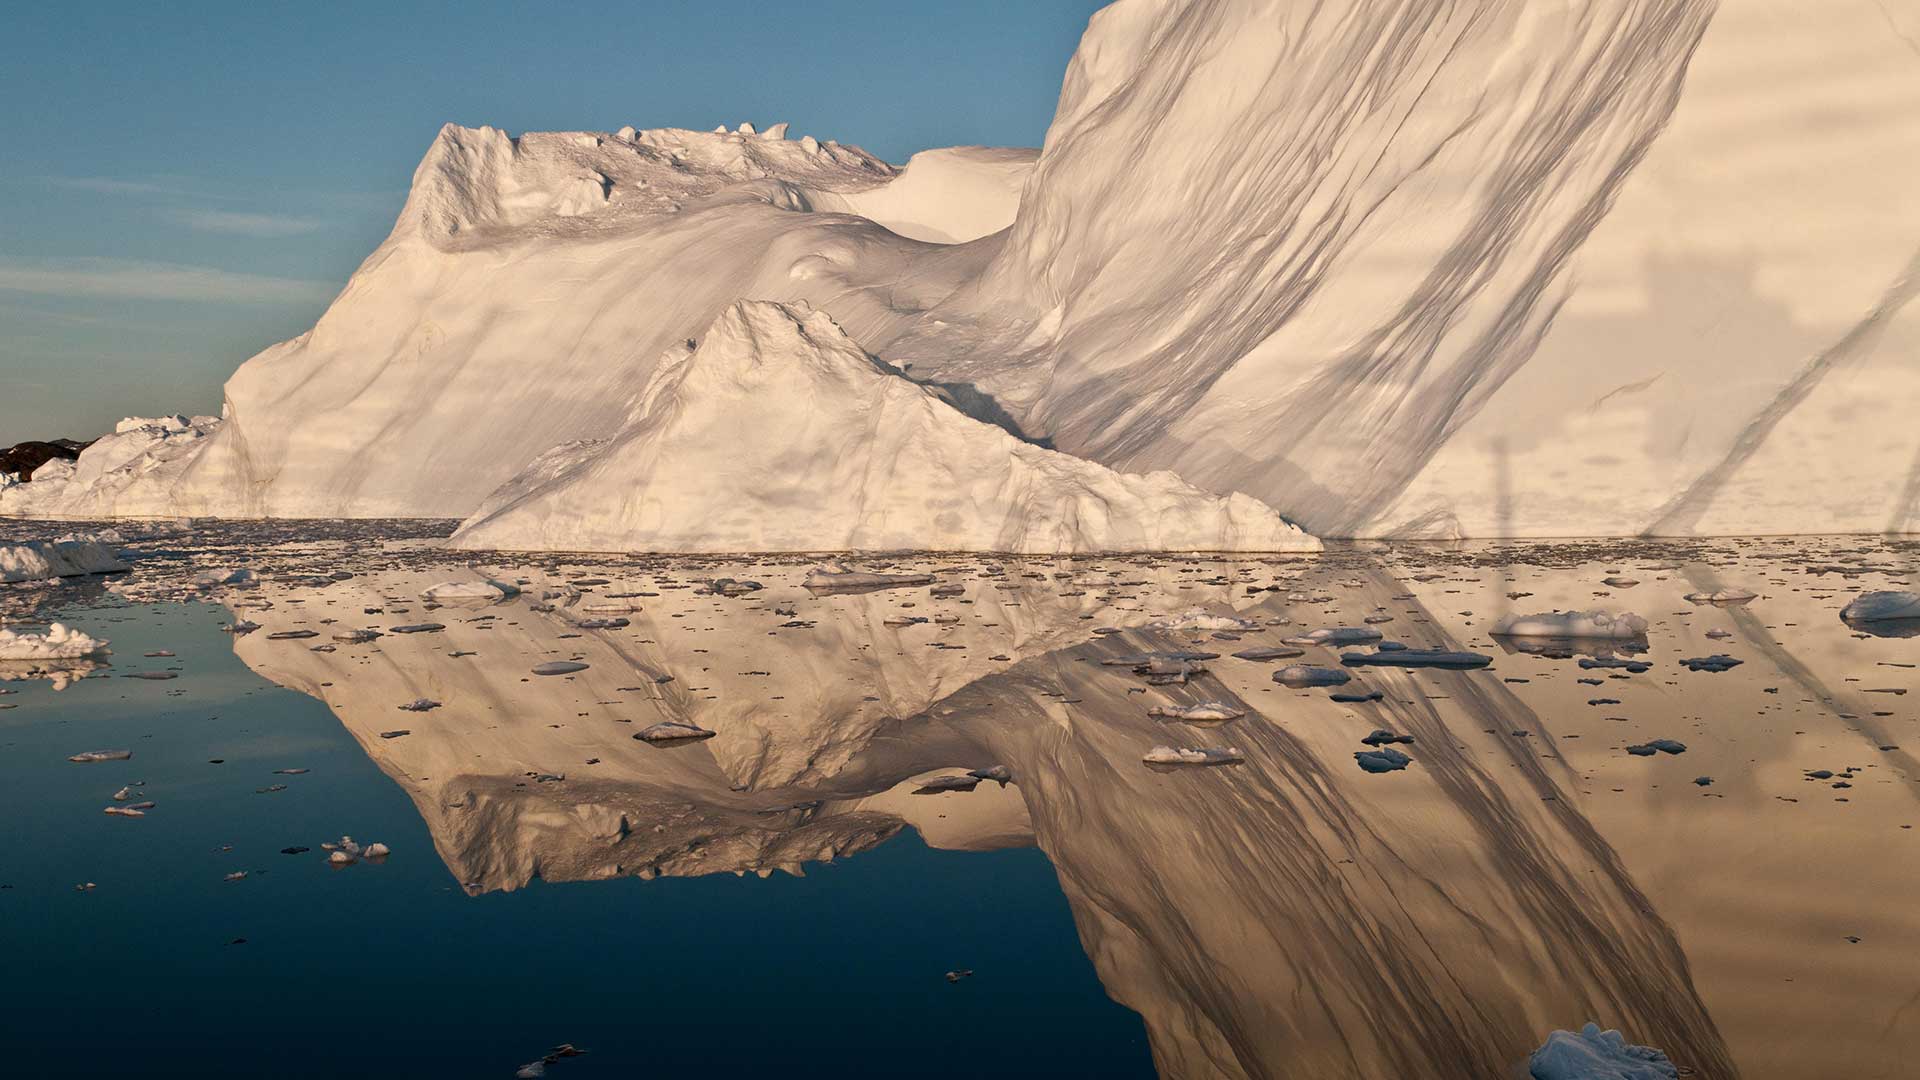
<box><xmin>0</xmin><ymin>623</ymin><xmax>110</xmax><ymax>660</ymax></box>
<box><xmin>967</xmin><ymin>765</ymin><xmax>1013</xmax><ymax>786</ymax></box>
<box><xmin>1491</xmin><ymin>610</ymin><xmax>1648</xmax><ymax>640</ymax></box>
<box><xmin>1340</xmin><ymin>648</ymin><xmax>1491</xmax><ymax>669</ymax></box>
<box><xmin>68</xmin><ymin>749</ymin><xmax>132</xmax><ymax>763</ymax></box>
<box><xmin>1840</xmin><ymin>590</ymin><xmax>1920</xmax><ymax>622</ymax></box>
<box><xmin>398</xmin><ymin>698</ymin><xmax>441</xmax><ymax>712</ymax></box>
<box><xmin>1679</xmin><ymin>655</ymin><xmax>1741</xmax><ymax>673</ymax></box>
<box><xmin>914</xmin><ymin>774</ymin><xmax>982</xmax><ymax>794</ymax></box>
<box><xmin>332</xmin><ymin>629</ymin><xmax>382</xmax><ymax>643</ymax></box>
<box><xmin>1147</xmin><ymin>701</ymin><xmax>1246</xmax><ymax>722</ymax></box>
<box><xmin>0</xmin><ymin>540</ymin><xmax>129</xmax><ymax>583</ymax></box>
<box><xmin>1626</xmin><ymin>739</ymin><xmax>1687</xmax><ymax>756</ymax></box>
<box><xmin>1528</xmin><ymin>1021</ymin><xmax>1678</xmax><ymax>1079</ymax></box>
<box><xmin>194</xmin><ymin>567</ymin><xmax>256</xmax><ymax>589</ymax></box>
<box><xmin>1143</xmin><ymin>745</ymin><xmax>1243</xmax><ymax>766</ymax></box>
<box><xmin>635</xmin><ymin>721</ymin><xmax>716</xmax><ymax>743</ymax></box>
<box><xmin>1273</xmin><ymin>665</ymin><xmax>1350</xmax><ymax>688</ymax></box>
<box><xmin>1231</xmin><ymin>645</ymin><xmax>1304</xmax><ymax>661</ymax></box>
<box><xmin>1144</xmin><ymin>610</ymin><xmax>1261</xmax><ymax>632</ymax></box>
<box><xmin>1354</xmin><ymin>748</ymin><xmax>1412</xmax><ymax>773</ymax></box>
<box><xmin>1683</xmin><ymin>587</ymin><xmax>1756</xmax><ymax>604</ymax></box>
<box><xmin>803</xmin><ymin>564</ymin><xmax>936</xmax><ymax>590</ymax></box>
<box><xmin>389</xmin><ymin>623</ymin><xmax>445</xmax><ymax>634</ymax></box>
<box><xmin>420</xmin><ymin>577</ymin><xmax>520</xmax><ymax>602</ymax></box>
<box><xmin>1284</xmin><ymin>627</ymin><xmax>1383</xmax><ymax>647</ymax></box>
<box><xmin>532</xmin><ymin>661</ymin><xmax>588</xmax><ymax>676</ymax></box>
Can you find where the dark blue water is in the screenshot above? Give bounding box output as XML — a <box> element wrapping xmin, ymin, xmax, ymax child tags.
<box><xmin>0</xmin><ymin>600</ymin><xmax>1153</xmax><ymax>1077</ymax></box>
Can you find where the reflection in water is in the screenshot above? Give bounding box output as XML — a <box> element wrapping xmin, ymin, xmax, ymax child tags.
<box><xmin>79</xmin><ymin>529</ymin><xmax>1915</xmax><ymax>1079</ymax></box>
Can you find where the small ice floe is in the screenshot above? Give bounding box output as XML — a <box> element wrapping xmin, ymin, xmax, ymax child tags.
<box><xmin>1840</xmin><ymin>590</ymin><xmax>1920</xmax><ymax>622</ymax></box>
<box><xmin>103</xmin><ymin>803</ymin><xmax>152</xmax><ymax>817</ymax></box>
<box><xmin>884</xmin><ymin>615</ymin><xmax>929</xmax><ymax>628</ymax></box>
<box><xmin>968</xmin><ymin>765</ymin><xmax>1013</xmax><ymax>786</ymax></box>
<box><xmin>1527</xmin><ymin>1021</ymin><xmax>1677</xmax><ymax>1080</ymax></box>
<box><xmin>266</xmin><ymin>630</ymin><xmax>317</xmax><ymax>640</ymax></box>
<box><xmin>1363</xmin><ymin>614</ymin><xmax>1394</xmax><ymax>625</ymax></box>
<box><xmin>1233</xmin><ymin>645</ymin><xmax>1304</xmax><ymax>661</ymax></box>
<box><xmin>580</xmin><ymin>598</ymin><xmax>646</xmax><ymax>613</ymax></box>
<box><xmin>1283</xmin><ymin>627</ymin><xmax>1383</xmax><ymax>647</ymax></box>
<box><xmin>532</xmin><ymin>661</ymin><xmax>589</xmax><ymax>676</ymax></box>
<box><xmin>1361</xmin><ymin>730</ymin><xmax>1414</xmax><ymax>746</ymax></box>
<box><xmin>1354</xmin><ymin>748</ymin><xmax>1412</xmax><ymax>773</ymax></box>
<box><xmin>390</xmin><ymin>623</ymin><xmax>445</xmax><ymax>634</ymax></box>
<box><xmin>703</xmin><ymin>577</ymin><xmax>763</xmax><ymax>596</ymax></box>
<box><xmin>929</xmin><ymin>582</ymin><xmax>965</xmax><ymax>598</ymax></box>
<box><xmin>379</xmin><ymin>729</ymin><xmax>411</xmax><ymax>739</ymax></box>
<box><xmin>803</xmin><ymin>563</ymin><xmax>934</xmax><ymax>591</ymax></box>
<box><xmin>515</xmin><ymin>1045</ymin><xmax>585</xmax><ymax>1079</ymax></box>
<box><xmin>1133</xmin><ymin>656</ymin><xmax>1209</xmax><ymax>686</ymax></box>
<box><xmin>1143</xmin><ymin>745</ymin><xmax>1243</xmax><ymax>767</ymax></box>
<box><xmin>223</xmin><ymin>620</ymin><xmax>261</xmax><ymax>635</ymax></box>
<box><xmin>573</xmin><ymin>616</ymin><xmax>629</xmax><ymax>630</ymax></box>
<box><xmin>398</xmin><ymin>698</ymin><xmax>440</xmax><ymax>712</ymax></box>
<box><xmin>123</xmin><ymin>671</ymin><xmax>177</xmax><ymax>680</ymax></box>
<box><xmin>274</xmin><ymin>768</ymin><xmax>309</xmax><ymax>775</ymax></box>
<box><xmin>1491</xmin><ymin>610</ymin><xmax>1648</xmax><ymax>640</ymax></box>
<box><xmin>1693</xmin><ymin>776</ymin><xmax>1714</xmax><ymax>787</ymax></box>
<box><xmin>68</xmin><ymin>749</ymin><xmax>132</xmax><ymax>763</ymax></box>
<box><xmin>1148</xmin><ymin>701</ymin><xmax>1246</xmax><ymax>722</ymax></box>
<box><xmin>945</xmin><ymin>969</ymin><xmax>974</xmax><ymax>983</ymax></box>
<box><xmin>332</xmin><ymin>629</ymin><xmax>382</xmax><ymax>643</ymax></box>
<box><xmin>419</xmin><ymin>578</ymin><xmax>519</xmax><ymax>602</ymax></box>
<box><xmin>1705</xmin><ymin>629</ymin><xmax>1732</xmax><ymax>640</ymax></box>
<box><xmin>635</xmin><ymin>721</ymin><xmax>716</xmax><ymax>743</ymax></box>
<box><xmin>1143</xmin><ymin>610</ymin><xmax>1261</xmax><ymax>632</ymax></box>
<box><xmin>193</xmin><ymin>568</ymin><xmax>256</xmax><ymax>590</ymax></box>
<box><xmin>0</xmin><ymin>623</ymin><xmax>110</xmax><ymax>660</ymax></box>
<box><xmin>1626</xmin><ymin>739</ymin><xmax>1687</xmax><ymax>756</ymax></box>
<box><xmin>1273</xmin><ymin>665</ymin><xmax>1350</xmax><ymax>688</ymax></box>
<box><xmin>1679</xmin><ymin>654</ymin><xmax>1741</xmax><ymax>673</ymax></box>
<box><xmin>1330</xmin><ymin>690</ymin><xmax>1384</xmax><ymax>703</ymax></box>
<box><xmin>1684</xmin><ymin>587</ymin><xmax>1756</xmax><ymax>605</ymax></box>
<box><xmin>1579</xmin><ymin>657</ymin><xmax>1650</xmax><ymax>673</ymax></box>
<box><xmin>914</xmin><ymin>773</ymin><xmax>982</xmax><ymax>794</ymax></box>
<box><xmin>321</xmin><ymin>836</ymin><xmax>389</xmax><ymax>866</ymax></box>
<box><xmin>1601</xmin><ymin>576</ymin><xmax>1640</xmax><ymax>588</ymax></box>
<box><xmin>1340</xmin><ymin>648</ymin><xmax>1491</xmax><ymax>670</ymax></box>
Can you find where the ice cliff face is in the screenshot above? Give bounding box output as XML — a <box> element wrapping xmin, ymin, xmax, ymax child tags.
<box><xmin>449</xmin><ymin>301</ymin><xmax>1315</xmax><ymax>554</ymax></box>
<box><xmin>16</xmin><ymin>0</ymin><xmax>1920</xmax><ymax>542</ymax></box>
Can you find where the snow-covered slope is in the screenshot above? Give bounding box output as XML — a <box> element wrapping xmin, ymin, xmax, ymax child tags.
<box><xmin>17</xmin><ymin>0</ymin><xmax>1920</xmax><ymax>541</ymax></box>
<box><xmin>450</xmin><ymin>301</ymin><xmax>1315</xmax><ymax>553</ymax></box>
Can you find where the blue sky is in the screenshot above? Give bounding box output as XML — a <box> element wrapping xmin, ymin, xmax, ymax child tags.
<box><xmin>0</xmin><ymin>0</ymin><xmax>1103</xmax><ymax>442</ymax></box>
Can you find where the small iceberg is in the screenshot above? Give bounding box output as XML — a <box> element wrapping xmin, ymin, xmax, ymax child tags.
<box><xmin>1527</xmin><ymin>1022</ymin><xmax>1677</xmax><ymax>1079</ymax></box>
<box><xmin>1143</xmin><ymin>610</ymin><xmax>1261</xmax><ymax>632</ymax></box>
<box><xmin>1840</xmin><ymin>590</ymin><xmax>1920</xmax><ymax>622</ymax></box>
<box><xmin>1272</xmin><ymin>665</ymin><xmax>1350</xmax><ymax>688</ymax></box>
<box><xmin>0</xmin><ymin>623</ymin><xmax>110</xmax><ymax>660</ymax></box>
<box><xmin>1231</xmin><ymin>645</ymin><xmax>1304</xmax><ymax>661</ymax></box>
<box><xmin>1147</xmin><ymin>701</ymin><xmax>1246</xmax><ymax>722</ymax></box>
<box><xmin>1340</xmin><ymin>648</ymin><xmax>1491</xmax><ymax>669</ymax></box>
<box><xmin>532</xmin><ymin>661</ymin><xmax>589</xmax><ymax>676</ymax></box>
<box><xmin>68</xmin><ymin>749</ymin><xmax>133</xmax><ymax>763</ymax></box>
<box><xmin>420</xmin><ymin>577</ymin><xmax>520</xmax><ymax>602</ymax></box>
<box><xmin>1143</xmin><ymin>745</ymin><xmax>1243</xmax><ymax>767</ymax></box>
<box><xmin>1354</xmin><ymin>748</ymin><xmax>1412</xmax><ymax>773</ymax></box>
<box><xmin>1283</xmin><ymin>626</ymin><xmax>1383</xmax><ymax>647</ymax></box>
<box><xmin>0</xmin><ymin>539</ymin><xmax>129</xmax><ymax>583</ymax></box>
<box><xmin>803</xmin><ymin>563</ymin><xmax>935</xmax><ymax>591</ymax></box>
<box><xmin>635</xmin><ymin>721</ymin><xmax>716</xmax><ymax>743</ymax></box>
<box><xmin>1684</xmin><ymin>587</ymin><xmax>1756</xmax><ymax>605</ymax></box>
<box><xmin>1491</xmin><ymin>610</ymin><xmax>1648</xmax><ymax>640</ymax></box>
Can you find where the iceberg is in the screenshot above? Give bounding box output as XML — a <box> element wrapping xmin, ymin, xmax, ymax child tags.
<box><xmin>1491</xmin><ymin>611</ymin><xmax>1649</xmax><ymax>640</ymax></box>
<box><xmin>1840</xmin><ymin>590</ymin><xmax>1920</xmax><ymax>622</ymax></box>
<box><xmin>1528</xmin><ymin>1022</ymin><xmax>1678</xmax><ymax>1080</ymax></box>
<box><xmin>0</xmin><ymin>540</ymin><xmax>129</xmax><ymax>583</ymax></box>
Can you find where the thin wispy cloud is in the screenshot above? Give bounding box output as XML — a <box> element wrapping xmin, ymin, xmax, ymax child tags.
<box><xmin>50</xmin><ymin>176</ymin><xmax>192</xmax><ymax>197</ymax></box>
<box><xmin>174</xmin><ymin>209</ymin><xmax>324</xmax><ymax>237</ymax></box>
<box><xmin>0</xmin><ymin>257</ymin><xmax>336</xmax><ymax>305</ymax></box>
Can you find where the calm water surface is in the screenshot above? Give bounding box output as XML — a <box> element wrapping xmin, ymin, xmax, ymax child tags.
<box><xmin>2</xmin><ymin>523</ymin><xmax>1916</xmax><ymax>1078</ymax></box>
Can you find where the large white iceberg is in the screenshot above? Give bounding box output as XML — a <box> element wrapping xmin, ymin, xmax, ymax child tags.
<box><xmin>1840</xmin><ymin>590</ymin><xmax>1920</xmax><ymax>622</ymax></box>
<box><xmin>9</xmin><ymin>0</ymin><xmax>1920</xmax><ymax>542</ymax></box>
<box><xmin>449</xmin><ymin>302</ymin><xmax>1317</xmax><ymax>554</ymax></box>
